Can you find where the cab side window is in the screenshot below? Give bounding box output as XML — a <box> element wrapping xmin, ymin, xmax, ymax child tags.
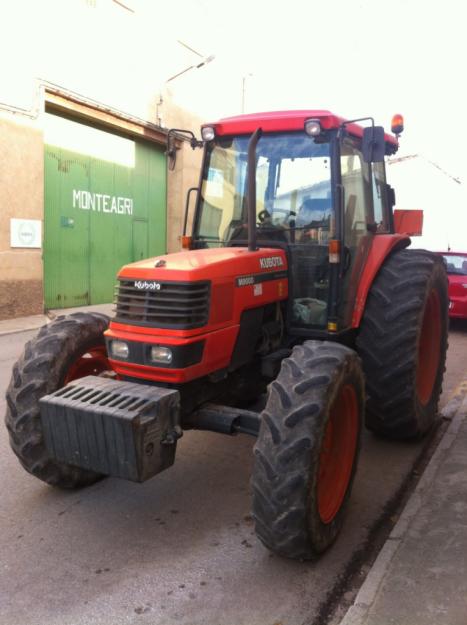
<box><xmin>372</xmin><ymin>161</ymin><xmax>390</xmax><ymax>232</ymax></box>
<box><xmin>340</xmin><ymin>140</ymin><xmax>372</xmax><ymax>248</ymax></box>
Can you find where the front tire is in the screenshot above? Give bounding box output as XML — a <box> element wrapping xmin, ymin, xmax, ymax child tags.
<box><xmin>356</xmin><ymin>249</ymin><xmax>449</xmax><ymax>439</ymax></box>
<box><xmin>5</xmin><ymin>312</ymin><xmax>112</xmax><ymax>488</ymax></box>
<box><xmin>251</xmin><ymin>341</ymin><xmax>365</xmax><ymax>560</ymax></box>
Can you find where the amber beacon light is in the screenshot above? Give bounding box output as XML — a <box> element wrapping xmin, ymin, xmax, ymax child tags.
<box><xmin>391</xmin><ymin>114</ymin><xmax>404</xmax><ymax>136</ymax></box>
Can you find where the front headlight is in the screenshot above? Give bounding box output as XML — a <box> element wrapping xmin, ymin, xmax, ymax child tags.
<box><xmin>150</xmin><ymin>346</ymin><xmax>173</xmax><ymax>364</ymax></box>
<box><xmin>111</xmin><ymin>340</ymin><xmax>129</xmax><ymax>359</ymax></box>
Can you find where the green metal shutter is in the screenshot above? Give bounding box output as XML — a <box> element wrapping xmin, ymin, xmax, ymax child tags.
<box><xmin>44</xmin><ymin>113</ymin><xmax>166</xmax><ymax>308</ymax></box>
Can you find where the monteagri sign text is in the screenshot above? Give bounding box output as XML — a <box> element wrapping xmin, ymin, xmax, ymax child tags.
<box><xmin>72</xmin><ymin>190</ymin><xmax>133</xmax><ymax>215</ymax></box>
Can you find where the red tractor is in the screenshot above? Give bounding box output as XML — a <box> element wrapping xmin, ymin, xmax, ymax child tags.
<box><xmin>6</xmin><ymin>110</ymin><xmax>448</xmax><ymax>560</ymax></box>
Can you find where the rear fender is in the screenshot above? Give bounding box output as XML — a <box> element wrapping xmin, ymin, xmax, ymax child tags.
<box><xmin>393</xmin><ymin>209</ymin><xmax>424</xmax><ymax>236</ymax></box>
<box><xmin>351</xmin><ymin>234</ymin><xmax>410</xmax><ymax>328</ymax></box>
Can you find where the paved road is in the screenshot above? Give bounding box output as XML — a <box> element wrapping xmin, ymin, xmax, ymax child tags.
<box><xmin>1</xmin><ymin>323</ymin><xmax>466</xmax><ymax>625</ymax></box>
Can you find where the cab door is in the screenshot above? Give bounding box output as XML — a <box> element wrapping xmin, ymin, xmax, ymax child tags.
<box><xmin>338</xmin><ymin>137</ymin><xmax>375</xmax><ymax>327</ymax></box>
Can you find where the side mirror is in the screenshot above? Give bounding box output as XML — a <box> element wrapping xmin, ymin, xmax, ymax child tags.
<box><xmin>167</xmin><ymin>128</ymin><xmax>203</xmax><ymax>170</ymax></box>
<box><xmin>362</xmin><ymin>126</ymin><xmax>386</xmax><ymax>163</ymax></box>
<box><xmin>393</xmin><ymin>209</ymin><xmax>424</xmax><ymax>236</ymax></box>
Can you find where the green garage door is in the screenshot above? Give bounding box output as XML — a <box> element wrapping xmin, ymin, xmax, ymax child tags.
<box><xmin>44</xmin><ymin>112</ymin><xmax>166</xmax><ymax>308</ymax></box>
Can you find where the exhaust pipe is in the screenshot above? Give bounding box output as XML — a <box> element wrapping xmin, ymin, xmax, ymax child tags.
<box><xmin>247</xmin><ymin>127</ymin><xmax>262</xmax><ymax>252</ymax></box>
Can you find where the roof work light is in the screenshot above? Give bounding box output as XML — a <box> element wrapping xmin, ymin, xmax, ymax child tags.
<box><xmin>201</xmin><ymin>126</ymin><xmax>215</xmax><ymax>141</ymax></box>
<box><xmin>304</xmin><ymin>119</ymin><xmax>322</xmax><ymax>137</ymax></box>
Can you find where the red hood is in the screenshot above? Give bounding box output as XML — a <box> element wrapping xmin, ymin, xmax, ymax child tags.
<box><xmin>118</xmin><ymin>247</ymin><xmax>288</xmax><ymax>282</ymax></box>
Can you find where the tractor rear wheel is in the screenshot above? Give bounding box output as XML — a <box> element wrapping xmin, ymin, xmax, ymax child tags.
<box><xmin>251</xmin><ymin>341</ymin><xmax>364</xmax><ymax>560</ymax></box>
<box><xmin>5</xmin><ymin>312</ymin><xmax>112</xmax><ymax>488</ymax></box>
<box><xmin>356</xmin><ymin>249</ymin><xmax>448</xmax><ymax>439</ymax></box>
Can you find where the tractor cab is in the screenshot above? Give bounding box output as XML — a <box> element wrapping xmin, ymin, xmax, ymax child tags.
<box><xmin>187</xmin><ymin>111</ymin><xmax>401</xmax><ymax>336</ymax></box>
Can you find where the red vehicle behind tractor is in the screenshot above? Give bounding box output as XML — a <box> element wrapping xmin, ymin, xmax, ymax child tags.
<box><xmin>436</xmin><ymin>252</ymin><xmax>467</xmax><ymax>319</ymax></box>
<box><xmin>6</xmin><ymin>110</ymin><xmax>448</xmax><ymax>560</ymax></box>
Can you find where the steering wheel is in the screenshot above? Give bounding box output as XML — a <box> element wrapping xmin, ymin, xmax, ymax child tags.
<box><xmin>257</xmin><ymin>209</ymin><xmax>271</xmax><ymax>224</ymax></box>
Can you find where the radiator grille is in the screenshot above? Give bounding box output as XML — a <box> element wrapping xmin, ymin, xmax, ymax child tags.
<box><xmin>114</xmin><ymin>280</ymin><xmax>210</xmax><ymax>329</ymax></box>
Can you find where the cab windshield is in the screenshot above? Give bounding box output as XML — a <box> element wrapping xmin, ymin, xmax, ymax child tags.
<box><xmin>195</xmin><ymin>132</ymin><xmax>333</xmax><ymax>247</ymax></box>
<box><xmin>442</xmin><ymin>254</ymin><xmax>467</xmax><ymax>275</ymax></box>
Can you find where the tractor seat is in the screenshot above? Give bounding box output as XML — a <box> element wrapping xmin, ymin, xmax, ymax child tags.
<box><xmin>227</xmin><ymin>221</ymin><xmax>289</xmax><ymax>244</ymax></box>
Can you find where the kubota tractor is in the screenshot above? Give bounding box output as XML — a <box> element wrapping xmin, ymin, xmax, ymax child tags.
<box><xmin>6</xmin><ymin>111</ymin><xmax>448</xmax><ymax>560</ymax></box>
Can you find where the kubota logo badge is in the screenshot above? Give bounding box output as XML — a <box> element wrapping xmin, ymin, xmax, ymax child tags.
<box><xmin>134</xmin><ymin>280</ymin><xmax>161</xmax><ymax>291</ymax></box>
<box><xmin>259</xmin><ymin>256</ymin><xmax>284</xmax><ymax>270</ymax></box>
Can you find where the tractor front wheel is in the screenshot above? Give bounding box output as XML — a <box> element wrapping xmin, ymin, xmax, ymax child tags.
<box><xmin>5</xmin><ymin>312</ymin><xmax>112</xmax><ymax>488</ymax></box>
<box><xmin>251</xmin><ymin>341</ymin><xmax>365</xmax><ymax>560</ymax></box>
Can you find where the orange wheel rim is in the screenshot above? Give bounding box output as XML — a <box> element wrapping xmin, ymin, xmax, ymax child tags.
<box><xmin>416</xmin><ymin>289</ymin><xmax>442</xmax><ymax>405</ymax></box>
<box><xmin>317</xmin><ymin>384</ymin><xmax>359</xmax><ymax>524</ymax></box>
<box><xmin>64</xmin><ymin>345</ymin><xmax>111</xmax><ymax>384</ymax></box>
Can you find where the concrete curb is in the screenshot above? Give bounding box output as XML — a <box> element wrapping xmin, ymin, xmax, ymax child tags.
<box><xmin>338</xmin><ymin>393</ymin><xmax>467</xmax><ymax>625</ymax></box>
<box><xmin>0</xmin><ymin>315</ymin><xmax>50</xmax><ymax>336</ymax></box>
<box><xmin>0</xmin><ymin>304</ymin><xmax>114</xmax><ymax>337</ymax></box>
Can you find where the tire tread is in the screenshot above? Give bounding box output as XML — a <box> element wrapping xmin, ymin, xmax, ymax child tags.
<box><xmin>5</xmin><ymin>312</ymin><xmax>110</xmax><ymax>488</ymax></box>
<box><xmin>251</xmin><ymin>341</ymin><xmax>364</xmax><ymax>559</ymax></box>
<box><xmin>356</xmin><ymin>249</ymin><xmax>449</xmax><ymax>439</ymax></box>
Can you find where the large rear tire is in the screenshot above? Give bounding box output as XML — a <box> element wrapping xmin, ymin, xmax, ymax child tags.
<box><xmin>251</xmin><ymin>341</ymin><xmax>364</xmax><ymax>560</ymax></box>
<box><xmin>356</xmin><ymin>249</ymin><xmax>449</xmax><ymax>439</ymax></box>
<box><xmin>5</xmin><ymin>312</ymin><xmax>112</xmax><ymax>488</ymax></box>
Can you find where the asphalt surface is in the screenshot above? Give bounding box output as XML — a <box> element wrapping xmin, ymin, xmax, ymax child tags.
<box><xmin>1</xmin><ymin>322</ymin><xmax>466</xmax><ymax>625</ymax></box>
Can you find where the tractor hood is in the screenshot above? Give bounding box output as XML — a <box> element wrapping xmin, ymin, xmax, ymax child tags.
<box><xmin>109</xmin><ymin>245</ymin><xmax>289</xmax><ymax>380</ymax></box>
<box><xmin>118</xmin><ymin>247</ymin><xmax>288</xmax><ymax>282</ymax></box>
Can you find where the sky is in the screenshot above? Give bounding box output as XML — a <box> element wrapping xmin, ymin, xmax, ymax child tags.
<box><xmin>2</xmin><ymin>0</ymin><xmax>466</xmax><ymax>184</ymax></box>
<box><xmin>1</xmin><ymin>0</ymin><xmax>466</xmax><ymax>246</ymax></box>
<box><xmin>150</xmin><ymin>0</ymin><xmax>467</xmax><ymax>185</ymax></box>
<box><xmin>152</xmin><ymin>0</ymin><xmax>467</xmax><ymax>248</ymax></box>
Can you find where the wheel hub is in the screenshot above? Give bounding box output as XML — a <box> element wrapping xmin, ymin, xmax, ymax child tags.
<box><xmin>317</xmin><ymin>384</ymin><xmax>359</xmax><ymax>524</ymax></box>
<box><xmin>64</xmin><ymin>345</ymin><xmax>112</xmax><ymax>384</ymax></box>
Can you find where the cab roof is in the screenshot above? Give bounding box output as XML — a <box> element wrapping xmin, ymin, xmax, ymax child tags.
<box><xmin>205</xmin><ymin>109</ymin><xmax>398</xmax><ymax>150</ymax></box>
